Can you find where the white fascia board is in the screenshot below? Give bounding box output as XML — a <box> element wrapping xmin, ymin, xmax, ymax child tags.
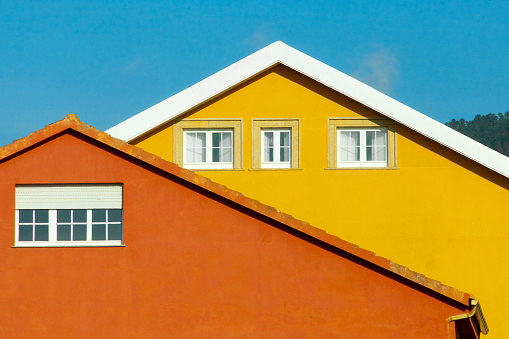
<box><xmin>279</xmin><ymin>43</ymin><xmax>509</xmax><ymax>178</ymax></box>
<box><xmin>107</xmin><ymin>41</ymin><xmax>509</xmax><ymax>178</ymax></box>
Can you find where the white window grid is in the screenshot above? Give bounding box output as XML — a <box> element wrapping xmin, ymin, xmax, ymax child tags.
<box><xmin>337</xmin><ymin>128</ymin><xmax>388</xmax><ymax>168</ymax></box>
<box><xmin>261</xmin><ymin>128</ymin><xmax>291</xmax><ymax>169</ymax></box>
<box><xmin>183</xmin><ymin>129</ymin><xmax>234</xmax><ymax>169</ymax></box>
<box><xmin>15</xmin><ymin>209</ymin><xmax>123</xmax><ymax>247</ymax></box>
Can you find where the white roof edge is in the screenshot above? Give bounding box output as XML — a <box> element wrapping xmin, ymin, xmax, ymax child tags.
<box><xmin>106</xmin><ymin>41</ymin><xmax>509</xmax><ymax>179</ymax></box>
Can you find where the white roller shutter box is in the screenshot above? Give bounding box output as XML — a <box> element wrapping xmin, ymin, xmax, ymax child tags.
<box><xmin>15</xmin><ymin>184</ymin><xmax>123</xmax><ymax>209</ymax></box>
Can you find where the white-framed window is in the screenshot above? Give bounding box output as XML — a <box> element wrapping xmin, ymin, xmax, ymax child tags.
<box><xmin>183</xmin><ymin>129</ymin><xmax>234</xmax><ymax>169</ymax></box>
<box><xmin>337</xmin><ymin>128</ymin><xmax>388</xmax><ymax>167</ymax></box>
<box><xmin>261</xmin><ymin>128</ymin><xmax>291</xmax><ymax>168</ymax></box>
<box><xmin>15</xmin><ymin>184</ymin><xmax>123</xmax><ymax>247</ymax></box>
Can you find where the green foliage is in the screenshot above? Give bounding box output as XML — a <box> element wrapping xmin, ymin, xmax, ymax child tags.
<box><xmin>446</xmin><ymin>111</ymin><xmax>509</xmax><ymax>156</ymax></box>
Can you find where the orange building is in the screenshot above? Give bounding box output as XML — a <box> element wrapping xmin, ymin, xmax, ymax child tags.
<box><xmin>0</xmin><ymin>116</ymin><xmax>487</xmax><ymax>338</ymax></box>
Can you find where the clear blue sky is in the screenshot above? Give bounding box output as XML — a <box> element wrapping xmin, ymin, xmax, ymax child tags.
<box><xmin>1</xmin><ymin>0</ymin><xmax>508</xmax><ymax>147</ymax></box>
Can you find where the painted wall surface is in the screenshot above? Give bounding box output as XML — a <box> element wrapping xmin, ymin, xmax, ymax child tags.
<box><xmin>0</xmin><ymin>132</ymin><xmax>469</xmax><ymax>338</ymax></box>
<box><xmin>133</xmin><ymin>65</ymin><xmax>508</xmax><ymax>336</ymax></box>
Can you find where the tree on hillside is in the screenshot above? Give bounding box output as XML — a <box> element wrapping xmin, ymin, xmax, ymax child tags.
<box><xmin>446</xmin><ymin>111</ymin><xmax>509</xmax><ymax>157</ymax></box>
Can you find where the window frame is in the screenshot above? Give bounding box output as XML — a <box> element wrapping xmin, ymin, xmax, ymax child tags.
<box><xmin>328</xmin><ymin>118</ymin><xmax>396</xmax><ymax>169</ymax></box>
<box><xmin>183</xmin><ymin>129</ymin><xmax>234</xmax><ymax>169</ymax></box>
<box><xmin>174</xmin><ymin>119</ymin><xmax>242</xmax><ymax>170</ymax></box>
<box><xmin>14</xmin><ymin>184</ymin><xmax>124</xmax><ymax>247</ymax></box>
<box><xmin>251</xmin><ymin>119</ymin><xmax>300</xmax><ymax>170</ymax></box>
<box><xmin>15</xmin><ymin>209</ymin><xmax>123</xmax><ymax>247</ymax></box>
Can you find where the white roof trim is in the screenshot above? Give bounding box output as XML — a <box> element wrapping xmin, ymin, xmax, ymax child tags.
<box><xmin>106</xmin><ymin>41</ymin><xmax>509</xmax><ymax>179</ymax></box>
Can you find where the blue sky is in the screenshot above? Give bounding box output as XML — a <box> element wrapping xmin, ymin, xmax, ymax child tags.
<box><xmin>1</xmin><ymin>0</ymin><xmax>508</xmax><ymax>147</ymax></box>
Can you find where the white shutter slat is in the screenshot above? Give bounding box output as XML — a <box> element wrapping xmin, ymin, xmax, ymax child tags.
<box><xmin>15</xmin><ymin>184</ymin><xmax>122</xmax><ymax>209</ymax></box>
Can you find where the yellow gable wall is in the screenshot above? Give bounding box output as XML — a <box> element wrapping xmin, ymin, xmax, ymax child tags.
<box><xmin>134</xmin><ymin>65</ymin><xmax>509</xmax><ymax>336</ymax></box>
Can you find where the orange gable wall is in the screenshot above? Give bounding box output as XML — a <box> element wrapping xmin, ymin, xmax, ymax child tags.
<box><xmin>0</xmin><ymin>131</ymin><xmax>469</xmax><ymax>338</ymax></box>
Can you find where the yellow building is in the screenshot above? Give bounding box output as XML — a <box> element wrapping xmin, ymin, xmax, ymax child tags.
<box><xmin>108</xmin><ymin>42</ymin><xmax>509</xmax><ymax>336</ymax></box>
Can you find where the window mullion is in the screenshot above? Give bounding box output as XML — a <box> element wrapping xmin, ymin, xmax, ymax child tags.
<box><xmin>360</xmin><ymin>130</ymin><xmax>366</xmax><ymax>162</ymax></box>
<box><xmin>274</xmin><ymin>131</ymin><xmax>280</xmax><ymax>164</ymax></box>
<box><xmin>87</xmin><ymin>210</ymin><xmax>92</xmax><ymax>243</ymax></box>
<box><xmin>48</xmin><ymin>210</ymin><xmax>57</xmax><ymax>243</ymax></box>
<box><xmin>206</xmin><ymin>131</ymin><xmax>212</xmax><ymax>165</ymax></box>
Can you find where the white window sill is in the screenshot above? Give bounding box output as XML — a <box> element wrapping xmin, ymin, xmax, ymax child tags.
<box><xmin>13</xmin><ymin>244</ymin><xmax>126</xmax><ymax>248</ymax></box>
<box><xmin>325</xmin><ymin>167</ymin><xmax>400</xmax><ymax>170</ymax></box>
<box><xmin>249</xmin><ymin>168</ymin><xmax>303</xmax><ymax>171</ymax></box>
<box><xmin>191</xmin><ymin>168</ymin><xmax>244</xmax><ymax>171</ymax></box>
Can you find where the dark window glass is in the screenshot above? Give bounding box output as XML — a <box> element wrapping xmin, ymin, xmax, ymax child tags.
<box><xmin>57</xmin><ymin>224</ymin><xmax>71</xmax><ymax>241</ymax></box>
<box><xmin>92</xmin><ymin>209</ymin><xmax>106</xmax><ymax>222</ymax></box>
<box><xmin>108</xmin><ymin>210</ymin><xmax>122</xmax><ymax>222</ymax></box>
<box><xmin>35</xmin><ymin>225</ymin><xmax>49</xmax><ymax>241</ymax></box>
<box><xmin>212</xmin><ymin>132</ymin><xmax>221</xmax><ymax>147</ymax></box>
<box><xmin>57</xmin><ymin>210</ymin><xmax>72</xmax><ymax>222</ymax></box>
<box><xmin>19</xmin><ymin>225</ymin><xmax>33</xmax><ymax>241</ymax></box>
<box><xmin>212</xmin><ymin>148</ymin><xmax>220</xmax><ymax>162</ymax></box>
<box><xmin>19</xmin><ymin>210</ymin><xmax>33</xmax><ymax>223</ymax></box>
<box><xmin>108</xmin><ymin>224</ymin><xmax>122</xmax><ymax>240</ymax></box>
<box><xmin>92</xmin><ymin>224</ymin><xmax>106</xmax><ymax>240</ymax></box>
<box><xmin>73</xmin><ymin>224</ymin><xmax>87</xmax><ymax>241</ymax></box>
<box><xmin>35</xmin><ymin>210</ymin><xmax>49</xmax><ymax>223</ymax></box>
<box><xmin>73</xmin><ymin>210</ymin><xmax>87</xmax><ymax>223</ymax></box>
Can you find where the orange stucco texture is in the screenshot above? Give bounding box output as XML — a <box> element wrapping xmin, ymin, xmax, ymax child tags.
<box><xmin>0</xmin><ymin>117</ymin><xmax>470</xmax><ymax>338</ymax></box>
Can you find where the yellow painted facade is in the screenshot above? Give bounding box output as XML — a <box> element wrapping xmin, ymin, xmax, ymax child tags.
<box><xmin>133</xmin><ymin>65</ymin><xmax>509</xmax><ymax>336</ymax></box>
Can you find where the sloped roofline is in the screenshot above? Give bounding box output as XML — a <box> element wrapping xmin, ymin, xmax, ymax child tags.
<box><xmin>1</xmin><ymin>114</ymin><xmax>473</xmax><ymax>306</ymax></box>
<box><xmin>106</xmin><ymin>41</ymin><xmax>509</xmax><ymax>179</ymax></box>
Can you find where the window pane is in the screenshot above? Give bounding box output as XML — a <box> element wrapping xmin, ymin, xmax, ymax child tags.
<box><xmin>280</xmin><ymin>147</ymin><xmax>290</xmax><ymax>162</ymax></box>
<box><xmin>35</xmin><ymin>225</ymin><xmax>49</xmax><ymax>241</ymax></box>
<box><xmin>280</xmin><ymin>131</ymin><xmax>290</xmax><ymax>147</ymax></box>
<box><xmin>73</xmin><ymin>210</ymin><xmax>87</xmax><ymax>222</ymax></box>
<box><xmin>212</xmin><ymin>148</ymin><xmax>220</xmax><ymax>162</ymax></box>
<box><xmin>92</xmin><ymin>224</ymin><xmax>106</xmax><ymax>240</ymax></box>
<box><xmin>375</xmin><ymin>146</ymin><xmax>387</xmax><ymax>161</ymax></box>
<box><xmin>186</xmin><ymin>132</ymin><xmax>206</xmax><ymax>148</ymax></box>
<box><xmin>212</xmin><ymin>132</ymin><xmax>221</xmax><ymax>147</ymax></box>
<box><xmin>57</xmin><ymin>210</ymin><xmax>72</xmax><ymax>222</ymax></box>
<box><xmin>19</xmin><ymin>225</ymin><xmax>33</xmax><ymax>241</ymax></box>
<box><xmin>366</xmin><ymin>131</ymin><xmax>374</xmax><ymax>146</ymax></box>
<box><xmin>108</xmin><ymin>209</ymin><xmax>122</xmax><ymax>222</ymax></box>
<box><xmin>340</xmin><ymin>131</ymin><xmax>360</xmax><ymax>161</ymax></box>
<box><xmin>366</xmin><ymin>146</ymin><xmax>374</xmax><ymax>161</ymax></box>
<box><xmin>186</xmin><ymin>133</ymin><xmax>206</xmax><ymax>163</ymax></box>
<box><xmin>73</xmin><ymin>224</ymin><xmax>87</xmax><ymax>241</ymax></box>
<box><xmin>187</xmin><ymin>147</ymin><xmax>205</xmax><ymax>163</ymax></box>
<box><xmin>92</xmin><ymin>209</ymin><xmax>106</xmax><ymax>222</ymax></box>
<box><xmin>264</xmin><ymin>132</ymin><xmax>273</xmax><ymax>147</ymax></box>
<box><xmin>222</xmin><ymin>148</ymin><xmax>232</xmax><ymax>162</ymax></box>
<box><xmin>57</xmin><ymin>224</ymin><xmax>72</xmax><ymax>241</ymax></box>
<box><xmin>35</xmin><ymin>210</ymin><xmax>49</xmax><ymax>223</ymax></box>
<box><xmin>222</xmin><ymin>132</ymin><xmax>232</xmax><ymax>147</ymax></box>
<box><xmin>376</xmin><ymin>130</ymin><xmax>387</xmax><ymax>145</ymax></box>
<box><xmin>19</xmin><ymin>210</ymin><xmax>33</xmax><ymax>223</ymax></box>
<box><xmin>264</xmin><ymin>132</ymin><xmax>274</xmax><ymax>162</ymax></box>
<box><xmin>108</xmin><ymin>224</ymin><xmax>123</xmax><ymax>240</ymax></box>
<box><xmin>264</xmin><ymin>147</ymin><xmax>274</xmax><ymax>162</ymax></box>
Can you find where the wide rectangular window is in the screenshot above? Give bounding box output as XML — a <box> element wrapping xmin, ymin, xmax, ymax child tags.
<box><xmin>174</xmin><ymin>119</ymin><xmax>242</xmax><ymax>170</ymax></box>
<box><xmin>328</xmin><ymin>118</ymin><xmax>396</xmax><ymax>169</ymax></box>
<box><xmin>15</xmin><ymin>184</ymin><xmax>123</xmax><ymax>247</ymax></box>
<box><xmin>184</xmin><ymin>129</ymin><xmax>234</xmax><ymax>169</ymax></box>
<box><xmin>338</xmin><ymin>128</ymin><xmax>388</xmax><ymax>167</ymax></box>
